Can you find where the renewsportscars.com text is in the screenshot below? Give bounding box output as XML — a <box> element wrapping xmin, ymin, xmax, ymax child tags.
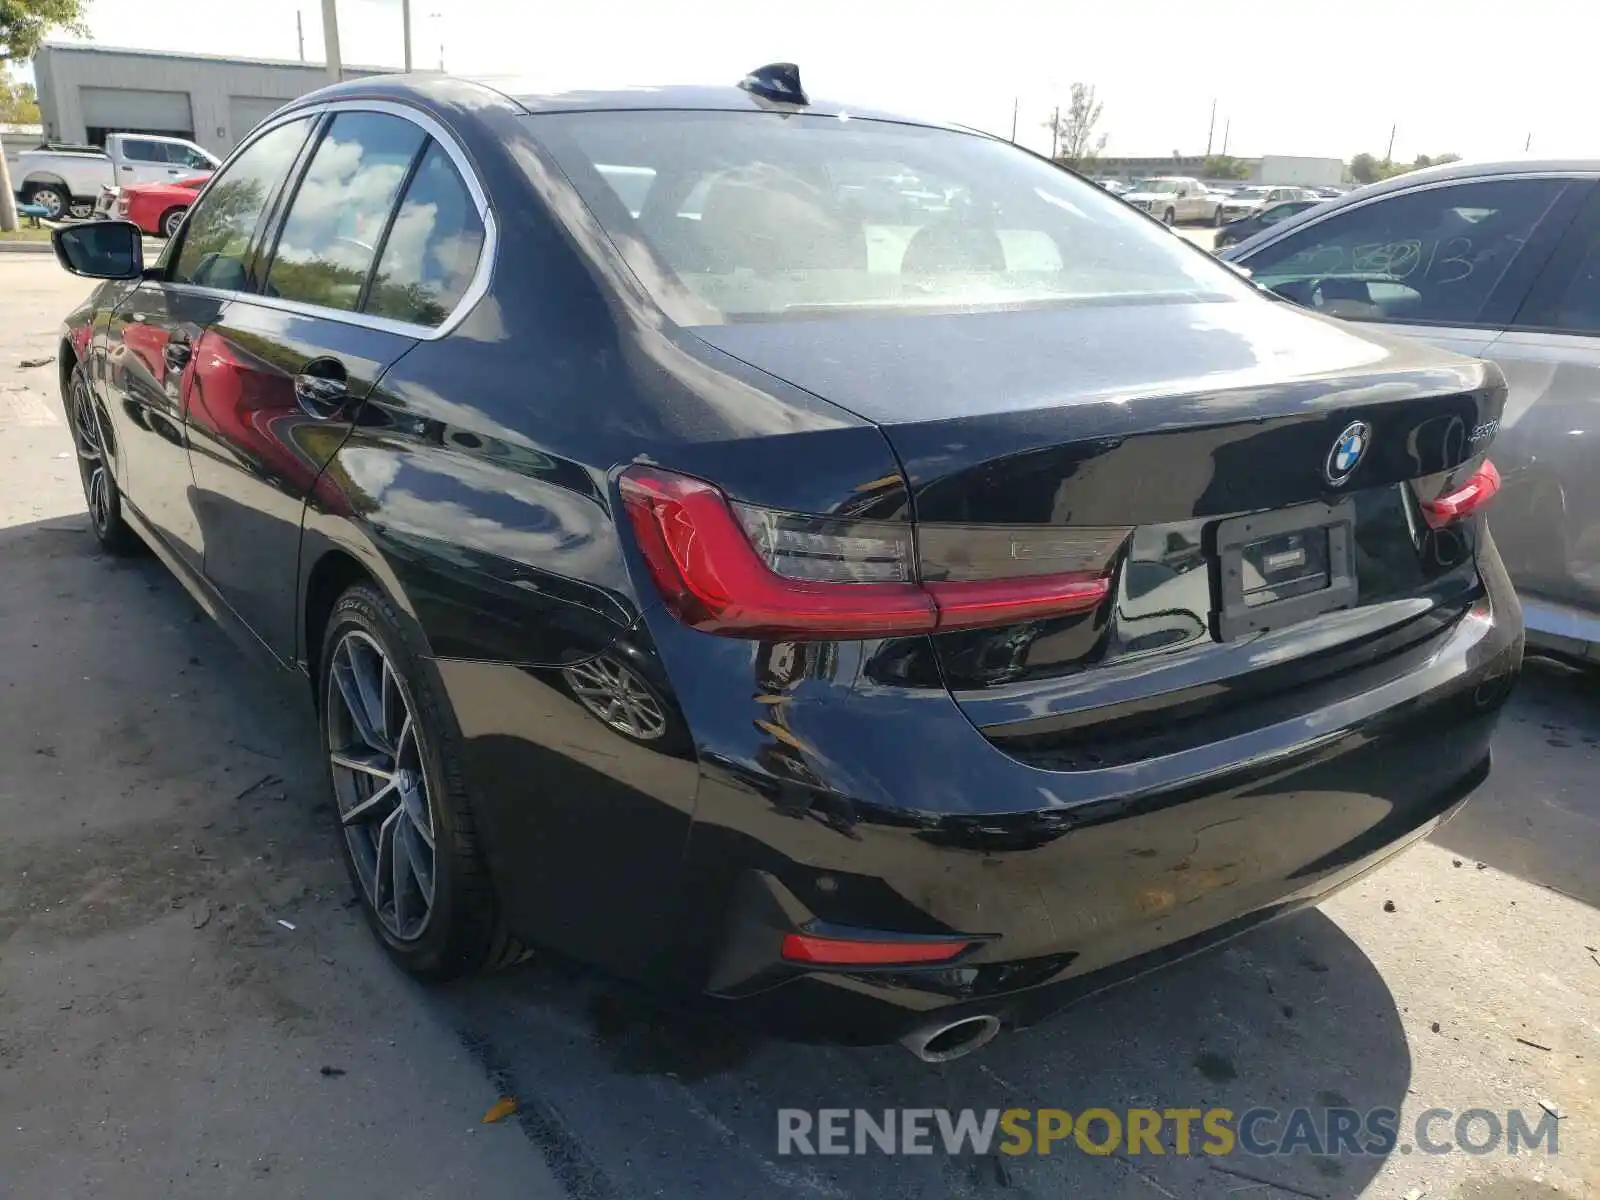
<box><xmin>777</xmin><ymin>1107</ymin><xmax>1560</xmax><ymax>1158</ymax></box>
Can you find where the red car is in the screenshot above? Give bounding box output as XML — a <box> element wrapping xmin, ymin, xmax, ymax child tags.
<box><xmin>101</xmin><ymin>175</ymin><xmax>211</xmax><ymax>238</ymax></box>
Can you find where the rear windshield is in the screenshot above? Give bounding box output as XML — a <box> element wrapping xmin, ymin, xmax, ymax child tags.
<box><xmin>527</xmin><ymin>111</ymin><xmax>1248</xmax><ymax>323</ymax></box>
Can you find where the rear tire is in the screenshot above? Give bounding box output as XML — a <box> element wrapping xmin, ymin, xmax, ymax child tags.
<box><xmin>160</xmin><ymin>207</ymin><xmax>186</xmax><ymax>238</ymax></box>
<box><xmin>28</xmin><ymin>184</ymin><xmax>69</xmax><ymax>221</ymax></box>
<box><xmin>317</xmin><ymin>582</ymin><xmax>527</xmax><ymax>980</ymax></box>
<box><xmin>1214</xmin><ymin>205</ymin><xmax>1228</xmax><ymax>227</ymax></box>
<box><xmin>1163</xmin><ymin>207</ymin><xmax>1176</xmax><ymax>226</ymax></box>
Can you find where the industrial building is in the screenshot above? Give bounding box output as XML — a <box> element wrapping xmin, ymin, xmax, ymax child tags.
<box><xmin>30</xmin><ymin>42</ymin><xmax>391</xmax><ymax>158</ymax></box>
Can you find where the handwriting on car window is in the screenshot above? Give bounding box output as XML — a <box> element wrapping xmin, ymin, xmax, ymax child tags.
<box><xmin>1280</xmin><ymin>232</ymin><xmax>1525</xmax><ymax>288</ymax></box>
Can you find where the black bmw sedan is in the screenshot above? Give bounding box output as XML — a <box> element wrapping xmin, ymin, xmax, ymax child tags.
<box><xmin>48</xmin><ymin>66</ymin><xmax>1521</xmax><ymax>1061</ymax></box>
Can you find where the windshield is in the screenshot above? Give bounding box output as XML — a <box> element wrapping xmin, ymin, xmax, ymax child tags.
<box><xmin>529</xmin><ymin>112</ymin><xmax>1247</xmax><ymax>323</ymax></box>
<box><xmin>1137</xmin><ymin>179</ymin><xmax>1184</xmax><ymax>194</ymax></box>
<box><xmin>1232</xmin><ymin>187</ymin><xmax>1273</xmax><ymax>200</ymax></box>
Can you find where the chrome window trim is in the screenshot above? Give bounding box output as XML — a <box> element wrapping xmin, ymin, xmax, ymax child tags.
<box><xmin>163</xmin><ymin>98</ymin><xmax>497</xmax><ymax>342</ymax></box>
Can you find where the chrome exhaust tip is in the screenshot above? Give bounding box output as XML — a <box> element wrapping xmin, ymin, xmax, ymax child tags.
<box><xmin>900</xmin><ymin>1014</ymin><xmax>1002</xmax><ymax>1063</ymax></box>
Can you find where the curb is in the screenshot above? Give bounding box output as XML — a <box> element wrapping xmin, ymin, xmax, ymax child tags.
<box><xmin>0</xmin><ymin>240</ymin><xmax>55</xmax><ymax>255</ymax></box>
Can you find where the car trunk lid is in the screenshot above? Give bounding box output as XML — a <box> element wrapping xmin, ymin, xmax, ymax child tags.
<box><xmin>691</xmin><ymin>296</ymin><xmax>1505</xmax><ymax>746</ymax></box>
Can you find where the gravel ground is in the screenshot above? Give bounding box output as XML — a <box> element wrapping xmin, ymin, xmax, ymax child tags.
<box><xmin>1</xmin><ymin>257</ymin><xmax>1594</xmax><ymax>1200</ymax></box>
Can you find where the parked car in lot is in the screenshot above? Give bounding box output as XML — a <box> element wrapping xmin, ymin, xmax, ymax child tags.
<box><xmin>48</xmin><ymin>68</ymin><xmax>1521</xmax><ymax>1058</ymax></box>
<box><xmin>93</xmin><ymin>175</ymin><xmax>210</xmax><ymax>238</ymax></box>
<box><xmin>1223</xmin><ymin>159</ymin><xmax>1600</xmax><ymax>662</ymax></box>
<box><xmin>1091</xmin><ymin>177</ymin><xmax>1129</xmax><ymax>194</ymax></box>
<box><xmin>1122</xmin><ymin>176</ymin><xmax>1226</xmax><ymax>225</ymax></box>
<box><xmin>1214</xmin><ymin>197</ymin><xmax>1324</xmax><ymax>249</ymax></box>
<box><xmin>13</xmin><ymin>132</ymin><xmax>219</xmax><ymax>221</ymax></box>
<box><xmin>1217</xmin><ymin>184</ymin><xmax>1320</xmax><ymax>225</ymax></box>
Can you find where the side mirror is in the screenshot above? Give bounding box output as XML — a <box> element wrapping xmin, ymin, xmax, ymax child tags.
<box><xmin>52</xmin><ymin>221</ymin><xmax>144</xmax><ymax>280</ymax></box>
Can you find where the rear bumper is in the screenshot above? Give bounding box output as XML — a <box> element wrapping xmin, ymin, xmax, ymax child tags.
<box><xmin>664</xmin><ymin>551</ymin><xmax>1523</xmax><ymax>1042</ymax></box>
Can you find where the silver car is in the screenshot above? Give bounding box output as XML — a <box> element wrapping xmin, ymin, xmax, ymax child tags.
<box><xmin>1222</xmin><ymin>159</ymin><xmax>1600</xmax><ymax>661</ymax></box>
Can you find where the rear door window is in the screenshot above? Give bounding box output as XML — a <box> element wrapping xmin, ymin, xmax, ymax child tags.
<box><xmin>364</xmin><ymin>142</ymin><xmax>486</xmax><ymax>326</ymax></box>
<box><xmin>1244</xmin><ymin>178</ymin><xmax>1572</xmax><ymax>327</ymax></box>
<box><xmin>263</xmin><ymin>111</ymin><xmax>426</xmax><ymax>313</ymax></box>
<box><xmin>121</xmin><ymin>138</ymin><xmax>163</xmax><ymax>163</ymax></box>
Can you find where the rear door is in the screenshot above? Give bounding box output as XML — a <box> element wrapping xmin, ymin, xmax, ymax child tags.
<box><xmin>1238</xmin><ymin>174</ymin><xmax>1592</xmax><ymax>362</ymax></box>
<box><xmin>116</xmin><ymin>138</ymin><xmax>175</xmax><ymax>187</ymax></box>
<box><xmin>186</xmin><ymin>105</ymin><xmax>487</xmax><ymax>661</ymax></box>
<box><xmin>1478</xmin><ymin>180</ymin><xmax>1600</xmax><ymax>623</ymax></box>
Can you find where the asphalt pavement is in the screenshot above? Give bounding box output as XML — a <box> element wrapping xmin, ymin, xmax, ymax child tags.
<box><xmin>1</xmin><ymin>257</ymin><xmax>1595</xmax><ymax>1200</ymax></box>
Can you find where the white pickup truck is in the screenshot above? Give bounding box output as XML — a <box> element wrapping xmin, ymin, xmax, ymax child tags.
<box><xmin>12</xmin><ymin>133</ymin><xmax>219</xmax><ymax>220</ymax></box>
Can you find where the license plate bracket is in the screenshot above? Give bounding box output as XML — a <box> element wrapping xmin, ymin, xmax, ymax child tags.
<box><xmin>1212</xmin><ymin>500</ymin><xmax>1357</xmax><ymax>641</ymax></box>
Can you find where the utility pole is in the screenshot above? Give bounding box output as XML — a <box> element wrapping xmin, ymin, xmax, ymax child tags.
<box><xmin>1010</xmin><ymin>97</ymin><xmax>1018</xmax><ymax>144</ymax></box>
<box><xmin>1525</xmin><ymin>132</ymin><xmax>1533</xmax><ymax>152</ymax></box>
<box><xmin>321</xmin><ymin>0</ymin><xmax>343</xmax><ymax>82</ymax></box>
<box><xmin>296</xmin><ymin>10</ymin><xmax>306</xmax><ymax>60</ymax></box>
<box><xmin>1050</xmin><ymin>105</ymin><xmax>1060</xmax><ymax>160</ymax></box>
<box><xmin>1384</xmin><ymin>123</ymin><xmax>1396</xmax><ymax>166</ymax></box>
<box><xmin>1205</xmin><ymin>98</ymin><xmax>1216</xmax><ymax>157</ymax></box>
<box><xmin>1221</xmin><ymin>118</ymin><xmax>1230</xmax><ymax>157</ymax></box>
<box><xmin>402</xmin><ymin>0</ymin><xmax>413</xmax><ymax>71</ymax></box>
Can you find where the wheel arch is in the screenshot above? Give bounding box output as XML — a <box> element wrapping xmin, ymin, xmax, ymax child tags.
<box><xmin>22</xmin><ymin>172</ymin><xmax>70</xmax><ymax>193</ymax></box>
<box><xmin>302</xmin><ymin>547</ymin><xmax>375</xmax><ymax>693</ymax></box>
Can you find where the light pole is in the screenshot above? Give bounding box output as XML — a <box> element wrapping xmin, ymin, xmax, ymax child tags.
<box><xmin>402</xmin><ymin>0</ymin><xmax>413</xmax><ymax>71</ymax></box>
<box><xmin>321</xmin><ymin>0</ymin><xmax>343</xmax><ymax>82</ymax></box>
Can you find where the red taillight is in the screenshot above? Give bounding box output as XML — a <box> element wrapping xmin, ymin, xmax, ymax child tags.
<box><xmin>1420</xmin><ymin>460</ymin><xmax>1501</xmax><ymax>529</ymax></box>
<box><xmin>618</xmin><ymin>466</ymin><xmax>1121</xmax><ymax>640</ymax></box>
<box><xmin>779</xmin><ymin>932</ymin><xmax>975</xmax><ymax>966</ymax></box>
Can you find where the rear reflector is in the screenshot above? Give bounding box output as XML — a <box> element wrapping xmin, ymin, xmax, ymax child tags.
<box><xmin>780</xmin><ymin>932</ymin><xmax>975</xmax><ymax>966</ymax></box>
<box><xmin>1420</xmin><ymin>460</ymin><xmax>1501</xmax><ymax>529</ymax></box>
<box><xmin>619</xmin><ymin>466</ymin><xmax>1125</xmax><ymax>640</ymax></box>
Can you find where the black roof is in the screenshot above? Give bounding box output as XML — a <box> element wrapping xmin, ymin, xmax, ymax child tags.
<box><xmin>285</xmin><ymin>72</ymin><xmax>968</xmax><ymax>135</ymax></box>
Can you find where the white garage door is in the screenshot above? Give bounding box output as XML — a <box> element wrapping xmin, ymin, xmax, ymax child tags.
<box><xmin>228</xmin><ymin>96</ymin><xmax>287</xmax><ymax>146</ymax></box>
<box><xmin>80</xmin><ymin>87</ymin><xmax>194</xmax><ymax>136</ymax></box>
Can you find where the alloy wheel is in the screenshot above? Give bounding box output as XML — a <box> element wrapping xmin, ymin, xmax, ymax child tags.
<box><xmin>69</xmin><ymin>377</ymin><xmax>111</xmax><ymax>535</ymax></box>
<box><xmin>563</xmin><ymin>655</ymin><xmax>668</xmax><ymax>740</ymax></box>
<box><xmin>325</xmin><ymin>629</ymin><xmax>437</xmax><ymax>941</ymax></box>
<box><xmin>34</xmin><ymin>188</ymin><xmax>65</xmax><ymax>219</ymax></box>
<box><xmin>164</xmin><ymin>209</ymin><xmax>186</xmax><ymax>238</ymax></box>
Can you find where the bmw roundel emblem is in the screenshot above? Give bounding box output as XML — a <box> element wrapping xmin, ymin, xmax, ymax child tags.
<box><xmin>1325</xmin><ymin>420</ymin><xmax>1371</xmax><ymax>487</ymax></box>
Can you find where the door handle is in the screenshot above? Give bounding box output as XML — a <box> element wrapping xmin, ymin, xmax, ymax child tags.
<box><xmin>294</xmin><ymin>360</ymin><xmax>352</xmax><ymax>419</ymax></box>
<box><xmin>121</xmin><ymin>165</ymin><xmax>134</xmax><ymax>173</ymax></box>
<box><xmin>164</xmin><ymin>339</ymin><xmax>192</xmax><ymax>372</ymax></box>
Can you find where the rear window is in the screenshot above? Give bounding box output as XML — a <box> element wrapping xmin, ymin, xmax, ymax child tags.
<box><xmin>528</xmin><ymin>111</ymin><xmax>1247</xmax><ymax>323</ymax></box>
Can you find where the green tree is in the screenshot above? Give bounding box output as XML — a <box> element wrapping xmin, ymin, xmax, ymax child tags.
<box><xmin>1</xmin><ymin>0</ymin><xmax>89</xmax><ymax>231</ymax></box>
<box><xmin>1350</xmin><ymin>150</ymin><xmax>1463</xmax><ymax>186</ymax></box>
<box><xmin>1202</xmin><ymin>155</ymin><xmax>1250</xmax><ymax>180</ymax></box>
<box><xmin>1043</xmin><ymin>83</ymin><xmax>1107</xmax><ymax>168</ymax></box>
<box><xmin>0</xmin><ymin>0</ymin><xmax>87</xmax><ymax>60</ymax></box>
<box><xmin>1</xmin><ymin>73</ymin><xmax>40</xmax><ymax>122</ymax></box>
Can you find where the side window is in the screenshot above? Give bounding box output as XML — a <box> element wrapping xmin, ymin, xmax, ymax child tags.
<box><xmin>264</xmin><ymin>111</ymin><xmax>426</xmax><ymax>313</ymax></box>
<box><xmin>364</xmin><ymin>142</ymin><xmax>486</xmax><ymax>327</ymax></box>
<box><xmin>177</xmin><ymin>146</ymin><xmax>214</xmax><ymax>169</ymax></box>
<box><xmin>1518</xmin><ymin>223</ymin><xmax>1600</xmax><ymax>334</ymax></box>
<box><xmin>121</xmin><ymin>138</ymin><xmax>162</xmax><ymax>163</ymax></box>
<box><xmin>172</xmin><ymin>117</ymin><xmax>314</xmax><ymax>291</ymax></box>
<box><xmin>1245</xmin><ymin>179</ymin><xmax>1569</xmax><ymax>326</ymax></box>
